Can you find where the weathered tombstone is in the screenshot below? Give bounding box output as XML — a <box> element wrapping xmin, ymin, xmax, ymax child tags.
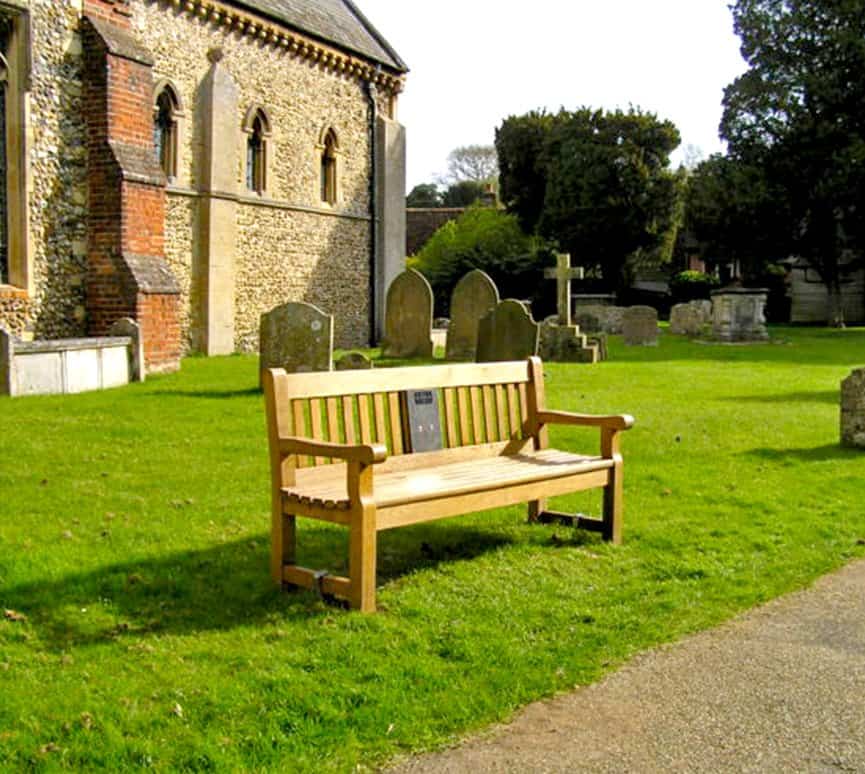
<box><xmin>334</xmin><ymin>351</ymin><xmax>373</xmax><ymax>371</ymax></box>
<box><xmin>669</xmin><ymin>303</ymin><xmax>704</xmax><ymax>336</ymax></box>
<box><xmin>259</xmin><ymin>301</ymin><xmax>333</xmax><ymax>377</ymax></box>
<box><xmin>445</xmin><ymin>269</ymin><xmax>500</xmax><ymax>361</ymax></box>
<box><xmin>574</xmin><ymin>310</ymin><xmax>604</xmax><ymax>333</ymax></box>
<box><xmin>622</xmin><ymin>306</ymin><xmax>659</xmax><ymax>346</ymax></box>
<box><xmin>711</xmin><ymin>288</ymin><xmax>769</xmax><ymax>342</ymax></box>
<box><xmin>476</xmin><ymin>299</ymin><xmax>540</xmax><ymax>362</ymax></box>
<box><xmin>841</xmin><ymin>368</ymin><xmax>865</xmax><ymax>448</ymax></box>
<box><xmin>108</xmin><ymin>317</ymin><xmax>145</xmax><ymax>381</ymax></box>
<box><xmin>381</xmin><ymin>269</ymin><xmax>434</xmax><ymax>358</ymax></box>
<box><xmin>690</xmin><ymin>299</ymin><xmax>713</xmax><ymax>323</ymax></box>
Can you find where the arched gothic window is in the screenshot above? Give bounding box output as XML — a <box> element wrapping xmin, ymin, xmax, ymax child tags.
<box><xmin>243</xmin><ymin>107</ymin><xmax>271</xmax><ymax>195</ymax></box>
<box><xmin>320</xmin><ymin>128</ymin><xmax>338</xmax><ymax>205</ymax></box>
<box><xmin>152</xmin><ymin>82</ymin><xmax>182</xmax><ymax>181</ymax></box>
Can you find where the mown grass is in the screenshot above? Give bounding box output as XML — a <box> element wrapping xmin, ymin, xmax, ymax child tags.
<box><xmin>1</xmin><ymin>326</ymin><xmax>864</xmax><ymax>771</ymax></box>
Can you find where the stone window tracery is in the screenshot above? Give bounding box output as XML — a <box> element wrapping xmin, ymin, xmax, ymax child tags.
<box><xmin>152</xmin><ymin>81</ymin><xmax>181</xmax><ymax>181</ymax></box>
<box><xmin>319</xmin><ymin>127</ymin><xmax>339</xmax><ymax>205</ymax></box>
<box><xmin>243</xmin><ymin>106</ymin><xmax>271</xmax><ymax>195</ymax></box>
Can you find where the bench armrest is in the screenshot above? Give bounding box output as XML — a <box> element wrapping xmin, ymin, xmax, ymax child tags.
<box><xmin>279</xmin><ymin>436</ymin><xmax>388</xmax><ymax>465</ymax></box>
<box><xmin>537</xmin><ymin>410</ymin><xmax>635</xmax><ymax>431</ymax></box>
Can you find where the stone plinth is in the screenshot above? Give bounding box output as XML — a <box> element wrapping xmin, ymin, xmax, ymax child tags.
<box><xmin>711</xmin><ymin>289</ymin><xmax>769</xmax><ymax>342</ymax></box>
<box><xmin>841</xmin><ymin>368</ymin><xmax>865</xmax><ymax>448</ymax></box>
<box><xmin>539</xmin><ymin>317</ymin><xmax>598</xmax><ymax>363</ymax></box>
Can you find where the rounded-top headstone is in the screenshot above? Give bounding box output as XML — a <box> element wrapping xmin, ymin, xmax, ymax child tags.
<box><xmin>382</xmin><ymin>269</ymin><xmax>434</xmax><ymax>358</ymax></box>
<box><xmin>260</xmin><ymin>301</ymin><xmax>334</xmax><ymax>374</ymax></box>
<box><xmin>445</xmin><ymin>269</ymin><xmax>500</xmax><ymax>361</ymax></box>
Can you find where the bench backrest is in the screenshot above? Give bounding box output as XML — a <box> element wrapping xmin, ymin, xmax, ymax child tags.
<box><xmin>264</xmin><ymin>358</ymin><xmax>545</xmax><ymax>469</ymax></box>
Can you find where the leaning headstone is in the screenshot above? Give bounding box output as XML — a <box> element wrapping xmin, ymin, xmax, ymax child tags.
<box><xmin>446</xmin><ymin>269</ymin><xmax>500</xmax><ymax>361</ymax></box>
<box><xmin>669</xmin><ymin>303</ymin><xmax>704</xmax><ymax>336</ymax></box>
<box><xmin>841</xmin><ymin>368</ymin><xmax>865</xmax><ymax>449</ymax></box>
<box><xmin>622</xmin><ymin>306</ymin><xmax>659</xmax><ymax>346</ymax></box>
<box><xmin>259</xmin><ymin>301</ymin><xmax>333</xmax><ymax>376</ymax></box>
<box><xmin>334</xmin><ymin>352</ymin><xmax>373</xmax><ymax>371</ymax></box>
<box><xmin>476</xmin><ymin>299</ymin><xmax>540</xmax><ymax>362</ymax></box>
<box><xmin>108</xmin><ymin>318</ymin><xmax>145</xmax><ymax>381</ymax></box>
<box><xmin>381</xmin><ymin>269</ymin><xmax>434</xmax><ymax>358</ymax></box>
<box><xmin>711</xmin><ymin>288</ymin><xmax>769</xmax><ymax>341</ymax></box>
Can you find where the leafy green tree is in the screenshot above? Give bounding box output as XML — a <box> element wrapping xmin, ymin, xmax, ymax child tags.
<box><xmin>721</xmin><ymin>0</ymin><xmax>865</xmax><ymax>325</ymax></box>
<box><xmin>409</xmin><ymin>206</ymin><xmax>545</xmax><ymax>316</ymax></box>
<box><xmin>406</xmin><ymin>183</ymin><xmax>442</xmax><ymax>208</ymax></box>
<box><xmin>496</xmin><ymin>110</ymin><xmax>557</xmax><ymax>233</ymax></box>
<box><xmin>539</xmin><ymin>108</ymin><xmax>683</xmax><ymax>294</ymax></box>
<box><xmin>442</xmin><ymin>180</ymin><xmax>486</xmax><ymax>207</ymax></box>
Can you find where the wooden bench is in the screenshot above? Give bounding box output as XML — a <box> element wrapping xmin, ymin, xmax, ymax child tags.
<box><xmin>263</xmin><ymin>357</ymin><xmax>634</xmax><ymax>612</ymax></box>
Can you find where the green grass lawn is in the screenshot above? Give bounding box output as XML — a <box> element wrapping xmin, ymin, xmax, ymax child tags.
<box><xmin>2</xmin><ymin>326</ymin><xmax>864</xmax><ymax>771</ymax></box>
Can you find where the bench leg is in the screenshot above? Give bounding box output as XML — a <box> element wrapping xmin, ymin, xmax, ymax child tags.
<box><xmin>602</xmin><ymin>461</ymin><xmax>623</xmax><ymax>544</ymax></box>
<box><xmin>272</xmin><ymin>506</ymin><xmax>297</xmax><ymax>586</ymax></box>
<box><xmin>528</xmin><ymin>498</ymin><xmax>547</xmax><ymax>523</ymax></box>
<box><xmin>349</xmin><ymin>505</ymin><xmax>377</xmax><ymax>612</ymax></box>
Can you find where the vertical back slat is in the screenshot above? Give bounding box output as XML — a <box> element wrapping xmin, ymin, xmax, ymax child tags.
<box><xmin>373</xmin><ymin>393</ymin><xmax>387</xmax><ymax>446</ymax></box>
<box><xmin>482</xmin><ymin>385</ymin><xmax>496</xmax><ymax>441</ymax></box>
<box><xmin>326</xmin><ymin>397</ymin><xmax>340</xmax><ymax>443</ymax></box>
<box><xmin>443</xmin><ymin>387</ymin><xmax>458</xmax><ymax>448</ymax></box>
<box><xmin>507</xmin><ymin>383</ymin><xmax>521</xmax><ymax>440</ymax></box>
<box><xmin>292</xmin><ymin>399</ymin><xmax>312</xmax><ymax>468</ymax></box>
<box><xmin>388</xmin><ymin>392</ymin><xmax>404</xmax><ymax>455</ymax></box>
<box><xmin>457</xmin><ymin>387</ymin><xmax>471</xmax><ymax>446</ymax></box>
<box><xmin>518</xmin><ymin>383</ymin><xmax>529</xmax><ymax>436</ymax></box>
<box><xmin>342</xmin><ymin>395</ymin><xmax>356</xmax><ymax>445</ymax></box>
<box><xmin>494</xmin><ymin>384</ymin><xmax>508</xmax><ymax>441</ymax></box>
<box><xmin>358</xmin><ymin>394</ymin><xmax>373</xmax><ymax>444</ymax></box>
<box><xmin>470</xmin><ymin>386</ymin><xmax>484</xmax><ymax>444</ymax></box>
<box><xmin>309</xmin><ymin>398</ymin><xmax>326</xmax><ymax>465</ymax></box>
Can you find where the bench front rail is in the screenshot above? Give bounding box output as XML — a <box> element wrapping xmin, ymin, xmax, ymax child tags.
<box><xmin>263</xmin><ymin>357</ymin><xmax>633</xmax><ymax>612</ymax></box>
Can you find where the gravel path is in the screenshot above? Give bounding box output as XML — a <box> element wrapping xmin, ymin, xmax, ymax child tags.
<box><xmin>388</xmin><ymin>559</ymin><xmax>865</xmax><ymax>773</ymax></box>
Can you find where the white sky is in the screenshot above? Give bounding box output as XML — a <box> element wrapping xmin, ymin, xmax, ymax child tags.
<box><xmin>356</xmin><ymin>0</ymin><xmax>749</xmax><ymax>188</ymax></box>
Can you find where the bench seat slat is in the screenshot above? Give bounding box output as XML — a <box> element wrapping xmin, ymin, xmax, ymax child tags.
<box><xmin>281</xmin><ymin>449</ymin><xmax>611</xmax><ymax>513</ymax></box>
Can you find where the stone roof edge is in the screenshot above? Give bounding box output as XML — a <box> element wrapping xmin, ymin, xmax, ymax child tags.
<box><xmin>340</xmin><ymin>0</ymin><xmax>408</xmax><ymax>73</ymax></box>
<box><xmin>84</xmin><ymin>14</ymin><xmax>155</xmax><ymax>66</ymax></box>
<box><xmin>162</xmin><ymin>0</ymin><xmax>407</xmax><ymax>92</ymax></box>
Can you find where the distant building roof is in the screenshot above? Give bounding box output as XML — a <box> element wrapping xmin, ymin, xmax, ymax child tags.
<box><xmin>230</xmin><ymin>0</ymin><xmax>407</xmax><ymax>73</ymax></box>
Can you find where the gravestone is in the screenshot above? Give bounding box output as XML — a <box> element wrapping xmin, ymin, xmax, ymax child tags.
<box><xmin>108</xmin><ymin>318</ymin><xmax>145</xmax><ymax>381</ymax></box>
<box><xmin>669</xmin><ymin>303</ymin><xmax>704</xmax><ymax>336</ymax></box>
<box><xmin>622</xmin><ymin>306</ymin><xmax>659</xmax><ymax>346</ymax></box>
<box><xmin>690</xmin><ymin>299</ymin><xmax>713</xmax><ymax>323</ymax></box>
<box><xmin>544</xmin><ymin>252</ymin><xmax>584</xmax><ymax>325</ymax></box>
<box><xmin>841</xmin><ymin>368</ymin><xmax>865</xmax><ymax>448</ymax></box>
<box><xmin>445</xmin><ymin>269</ymin><xmax>500</xmax><ymax>361</ymax></box>
<box><xmin>334</xmin><ymin>352</ymin><xmax>373</xmax><ymax>371</ymax></box>
<box><xmin>476</xmin><ymin>299</ymin><xmax>540</xmax><ymax>362</ymax></box>
<box><xmin>259</xmin><ymin>301</ymin><xmax>333</xmax><ymax>377</ymax></box>
<box><xmin>381</xmin><ymin>269</ymin><xmax>434</xmax><ymax>358</ymax></box>
<box><xmin>711</xmin><ymin>288</ymin><xmax>769</xmax><ymax>341</ymax></box>
<box><xmin>574</xmin><ymin>309</ymin><xmax>604</xmax><ymax>334</ymax></box>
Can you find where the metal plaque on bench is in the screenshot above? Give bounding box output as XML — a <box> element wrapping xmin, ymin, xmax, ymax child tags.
<box><xmin>403</xmin><ymin>389</ymin><xmax>443</xmax><ymax>452</ymax></box>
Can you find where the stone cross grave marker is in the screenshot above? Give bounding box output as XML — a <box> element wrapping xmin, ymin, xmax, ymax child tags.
<box><xmin>476</xmin><ymin>299</ymin><xmax>540</xmax><ymax>362</ymax></box>
<box><xmin>445</xmin><ymin>269</ymin><xmax>500</xmax><ymax>362</ymax></box>
<box><xmin>259</xmin><ymin>301</ymin><xmax>333</xmax><ymax>378</ymax></box>
<box><xmin>382</xmin><ymin>269</ymin><xmax>434</xmax><ymax>358</ymax></box>
<box><xmin>544</xmin><ymin>252</ymin><xmax>585</xmax><ymax>325</ymax></box>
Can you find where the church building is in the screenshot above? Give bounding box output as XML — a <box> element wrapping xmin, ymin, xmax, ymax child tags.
<box><xmin>0</xmin><ymin>0</ymin><xmax>407</xmax><ymax>372</ymax></box>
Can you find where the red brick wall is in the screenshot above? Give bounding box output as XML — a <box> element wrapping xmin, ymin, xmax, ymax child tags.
<box><xmin>83</xmin><ymin>13</ymin><xmax>181</xmax><ymax>374</ymax></box>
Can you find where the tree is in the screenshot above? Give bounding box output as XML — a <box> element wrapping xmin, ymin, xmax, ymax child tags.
<box><xmin>444</xmin><ymin>144</ymin><xmax>498</xmax><ymax>184</ymax></box>
<box><xmin>721</xmin><ymin>0</ymin><xmax>865</xmax><ymax>325</ymax></box>
<box><xmin>497</xmin><ymin>108</ymin><xmax>682</xmax><ymax>294</ymax></box>
<box><xmin>442</xmin><ymin>180</ymin><xmax>485</xmax><ymax>207</ymax></box>
<box><xmin>406</xmin><ymin>183</ymin><xmax>442</xmax><ymax>208</ymax></box>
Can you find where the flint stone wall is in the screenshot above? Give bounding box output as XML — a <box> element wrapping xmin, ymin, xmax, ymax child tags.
<box><xmin>0</xmin><ymin>0</ymin><xmax>88</xmax><ymax>340</ymax></box>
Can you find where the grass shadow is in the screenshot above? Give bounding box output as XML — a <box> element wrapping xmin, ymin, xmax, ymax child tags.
<box><xmin>143</xmin><ymin>388</ymin><xmax>262</xmax><ymax>400</ymax></box>
<box><xmin>2</xmin><ymin>522</ymin><xmax>518</xmax><ymax>648</ymax></box>
<box><xmin>719</xmin><ymin>390</ymin><xmax>839</xmax><ymax>405</ymax></box>
<box><xmin>745</xmin><ymin>444</ymin><xmax>862</xmax><ymax>462</ymax></box>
